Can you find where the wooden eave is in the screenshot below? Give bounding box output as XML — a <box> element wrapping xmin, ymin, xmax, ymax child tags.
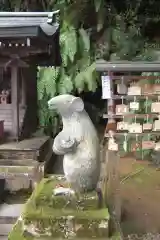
<box><xmin>0</xmin><ymin>25</ymin><xmax>59</xmax><ymax>39</ymax></box>
<box><xmin>0</xmin><ymin>12</ymin><xmax>61</xmax><ymax>66</ymax></box>
<box><xmin>0</xmin><ymin>11</ymin><xmax>59</xmax><ymax>39</ymax></box>
<box><xmin>96</xmin><ymin>59</ymin><xmax>160</xmax><ymax>72</ymax></box>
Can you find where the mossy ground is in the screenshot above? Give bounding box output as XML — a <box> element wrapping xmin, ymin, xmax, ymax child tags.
<box><xmin>9</xmin><ymin>175</ymin><xmax>110</xmax><ymax>240</ymax></box>
<box><xmin>120</xmin><ymin>157</ymin><xmax>160</xmax><ymax>236</ymax></box>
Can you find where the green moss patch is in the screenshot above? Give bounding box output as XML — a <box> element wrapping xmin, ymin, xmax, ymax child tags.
<box><xmin>24</xmin><ymin>206</ymin><xmax>109</xmax><ymax>220</ymax></box>
<box><xmin>8</xmin><ymin>221</ymin><xmax>33</xmax><ymax>240</ymax></box>
<box><xmin>24</xmin><ymin>176</ymin><xmax>109</xmax><ymax>218</ymax></box>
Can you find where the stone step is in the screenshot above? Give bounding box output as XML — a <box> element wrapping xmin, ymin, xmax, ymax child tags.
<box><xmin>0</xmin><ymin>237</ymin><xmax>8</xmax><ymax>240</ymax></box>
<box><xmin>0</xmin><ymin>172</ymin><xmax>33</xmax><ymax>178</ymax></box>
<box><xmin>4</xmin><ymin>174</ymin><xmax>33</xmax><ymax>192</ymax></box>
<box><xmin>0</xmin><ymin>166</ymin><xmax>35</xmax><ymax>174</ymax></box>
<box><xmin>0</xmin><ymin>150</ymin><xmax>37</xmax><ymax>161</ymax></box>
<box><xmin>0</xmin><ymin>204</ymin><xmax>23</xmax><ymax>237</ymax></box>
<box><xmin>0</xmin><ymin>204</ymin><xmax>22</xmax><ymax>225</ymax></box>
<box><xmin>0</xmin><ymin>159</ymin><xmax>37</xmax><ymax>166</ymax></box>
<box><xmin>0</xmin><ymin>217</ymin><xmax>17</xmax><ymax>224</ymax></box>
<box><xmin>0</xmin><ymin>224</ymin><xmax>13</xmax><ymax>235</ymax></box>
<box><xmin>0</xmin><ymin>171</ymin><xmax>33</xmax><ymax>192</ymax></box>
<box><xmin>0</xmin><ymin>204</ymin><xmax>23</xmax><ymax>219</ymax></box>
<box><xmin>0</xmin><ymin>165</ymin><xmax>39</xmax><ymax>192</ymax></box>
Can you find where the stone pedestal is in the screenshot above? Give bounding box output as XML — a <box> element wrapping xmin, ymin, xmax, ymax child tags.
<box><xmin>9</xmin><ymin>175</ymin><xmax>110</xmax><ymax>239</ymax></box>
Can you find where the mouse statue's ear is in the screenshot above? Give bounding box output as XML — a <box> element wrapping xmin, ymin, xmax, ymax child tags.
<box><xmin>71</xmin><ymin>97</ymin><xmax>84</xmax><ymax>112</ymax></box>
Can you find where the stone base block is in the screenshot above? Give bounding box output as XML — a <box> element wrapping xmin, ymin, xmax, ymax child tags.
<box><xmin>9</xmin><ymin>175</ymin><xmax>110</xmax><ymax>239</ymax></box>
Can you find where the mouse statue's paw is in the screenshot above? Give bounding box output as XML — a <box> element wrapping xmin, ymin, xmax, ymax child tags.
<box><xmin>60</xmin><ymin>137</ymin><xmax>78</xmax><ymax>153</ymax></box>
<box><xmin>52</xmin><ymin>143</ymin><xmax>64</xmax><ymax>155</ymax></box>
<box><xmin>53</xmin><ymin>135</ymin><xmax>77</xmax><ymax>155</ymax></box>
<box><xmin>61</xmin><ymin>138</ymin><xmax>75</xmax><ymax>148</ymax></box>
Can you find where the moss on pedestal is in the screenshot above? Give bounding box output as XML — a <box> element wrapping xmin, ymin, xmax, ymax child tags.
<box><xmin>9</xmin><ymin>175</ymin><xmax>110</xmax><ymax>239</ymax></box>
<box><xmin>9</xmin><ymin>221</ymin><xmax>34</xmax><ymax>240</ymax></box>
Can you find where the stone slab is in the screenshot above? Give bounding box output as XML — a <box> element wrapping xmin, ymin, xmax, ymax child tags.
<box><xmin>0</xmin><ymin>204</ymin><xmax>23</xmax><ymax>218</ymax></box>
<box><xmin>0</xmin><ymin>224</ymin><xmax>13</xmax><ymax>236</ymax></box>
<box><xmin>5</xmin><ymin>176</ymin><xmax>31</xmax><ymax>192</ymax></box>
<box><xmin>0</xmin><ymin>159</ymin><xmax>37</xmax><ymax>166</ymax></box>
<box><xmin>0</xmin><ymin>136</ymin><xmax>49</xmax><ymax>151</ymax></box>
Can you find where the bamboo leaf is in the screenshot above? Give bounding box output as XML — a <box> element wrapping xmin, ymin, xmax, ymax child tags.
<box><xmin>74</xmin><ymin>71</ymin><xmax>85</xmax><ymax>90</ymax></box>
<box><xmin>84</xmin><ymin>62</ymin><xmax>97</xmax><ymax>91</ymax></box>
<box><xmin>37</xmin><ymin>67</ymin><xmax>58</xmax><ymax>100</ymax></box>
<box><xmin>58</xmin><ymin>68</ymin><xmax>74</xmax><ymax>94</ymax></box>
<box><xmin>79</xmin><ymin>28</ymin><xmax>90</xmax><ymax>52</ymax></box>
<box><xmin>60</xmin><ymin>31</ymin><xmax>69</xmax><ymax>66</ymax></box>
<box><xmin>66</xmin><ymin>26</ymin><xmax>77</xmax><ymax>62</ymax></box>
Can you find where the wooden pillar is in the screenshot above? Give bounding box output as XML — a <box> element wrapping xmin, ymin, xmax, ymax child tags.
<box><xmin>21</xmin><ymin>71</ymin><xmax>26</xmax><ymax>106</ymax></box>
<box><xmin>106</xmin><ymin>72</ymin><xmax>116</xmax><ymax>132</ymax></box>
<box><xmin>102</xmin><ymin>72</ymin><xmax>121</xmax><ymax>228</ymax></box>
<box><xmin>11</xmin><ymin>66</ymin><xmax>19</xmax><ymax>141</ymax></box>
<box><xmin>108</xmin><ymin>73</ymin><xmax>121</xmax><ymax>221</ymax></box>
<box><xmin>105</xmin><ymin>151</ymin><xmax>121</xmax><ymax>220</ymax></box>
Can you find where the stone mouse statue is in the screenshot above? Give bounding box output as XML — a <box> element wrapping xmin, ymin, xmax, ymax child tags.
<box><xmin>48</xmin><ymin>94</ymin><xmax>102</xmax><ymax>205</ymax></box>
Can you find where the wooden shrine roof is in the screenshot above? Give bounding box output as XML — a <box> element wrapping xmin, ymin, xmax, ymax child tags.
<box><xmin>96</xmin><ymin>59</ymin><xmax>160</xmax><ymax>72</ymax></box>
<box><xmin>0</xmin><ymin>11</ymin><xmax>61</xmax><ymax>66</ymax></box>
<box><xmin>0</xmin><ymin>11</ymin><xmax>59</xmax><ymax>38</ymax></box>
